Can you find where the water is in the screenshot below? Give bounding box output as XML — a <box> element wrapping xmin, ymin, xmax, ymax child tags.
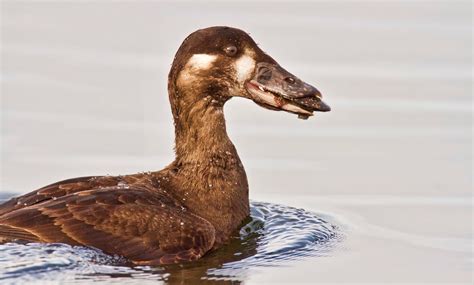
<box><xmin>0</xmin><ymin>201</ymin><xmax>341</xmax><ymax>284</ymax></box>
<box><xmin>1</xmin><ymin>1</ymin><xmax>472</xmax><ymax>284</ymax></box>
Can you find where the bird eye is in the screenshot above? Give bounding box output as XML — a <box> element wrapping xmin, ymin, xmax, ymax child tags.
<box><xmin>224</xmin><ymin>45</ymin><xmax>238</xmax><ymax>56</ymax></box>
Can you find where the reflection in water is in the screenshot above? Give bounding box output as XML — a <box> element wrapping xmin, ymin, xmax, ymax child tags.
<box><xmin>0</xmin><ymin>201</ymin><xmax>341</xmax><ymax>284</ymax></box>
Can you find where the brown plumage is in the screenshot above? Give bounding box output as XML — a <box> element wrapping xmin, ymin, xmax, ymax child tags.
<box><xmin>0</xmin><ymin>26</ymin><xmax>330</xmax><ymax>265</ymax></box>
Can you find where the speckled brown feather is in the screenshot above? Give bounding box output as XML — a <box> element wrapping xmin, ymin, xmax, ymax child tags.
<box><xmin>0</xmin><ymin>176</ymin><xmax>116</xmax><ymax>216</ymax></box>
<box><xmin>0</xmin><ymin>184</ymin><xmax>215</xmax><ymax>265</ymax></box>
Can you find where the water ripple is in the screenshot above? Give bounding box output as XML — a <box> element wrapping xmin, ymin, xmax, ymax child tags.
<box><xmin>0</xmin><ymin>201</ymin><xmax>342</xmax><ymax>284</ymax></box>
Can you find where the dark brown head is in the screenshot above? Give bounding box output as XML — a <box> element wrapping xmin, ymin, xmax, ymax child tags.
<box><xmin>169</xmin><ymin>26</ymin><xmax>330</xmax><ymax>120</ymax></box>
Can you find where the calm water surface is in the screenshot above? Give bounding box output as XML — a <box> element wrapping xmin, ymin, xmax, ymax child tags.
<box><xmin>1</xmin><ymin>1</ymin><xmax>472</xmax><ymax>284</ymax></box>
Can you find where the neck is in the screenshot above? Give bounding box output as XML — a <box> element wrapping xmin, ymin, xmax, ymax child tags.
<box><xmin>166</xmin><ymin>85</ymin><xmax>249</xmax><ymax>245</ymax></box>
<box><xmin>173</xmin><ymin>96</ymin><xmax>235</xmax><ymax>163</ymax></box>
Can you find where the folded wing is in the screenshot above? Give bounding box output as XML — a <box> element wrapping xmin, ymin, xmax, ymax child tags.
<box><xmin>0</xmin><ymin>186</ymin><xmax>215</xmax><ymax>265</ymax></box>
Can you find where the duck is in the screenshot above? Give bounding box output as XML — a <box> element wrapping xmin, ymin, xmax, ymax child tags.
<box><xmin>0</xmin><ymin>26</ymin><xmax>330</xmax><ymax>265</ymax></box>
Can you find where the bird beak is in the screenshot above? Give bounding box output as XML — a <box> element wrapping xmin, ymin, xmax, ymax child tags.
<box><xmin>245</xmin><ymin>62</ymin><xmax>330</xmax><ymax>119</ymax></box>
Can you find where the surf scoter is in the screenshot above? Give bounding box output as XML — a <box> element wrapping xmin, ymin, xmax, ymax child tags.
<box><xmin>0</xmin><ymin>26</ymin><xmax>330</xmax><ymax>265</ymax></box>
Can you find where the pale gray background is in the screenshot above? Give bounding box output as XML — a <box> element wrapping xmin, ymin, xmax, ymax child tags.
<box><xmin>1</xmin><ymin>1</ymin><xmax>472</xmax><ymax>283</ymax></box>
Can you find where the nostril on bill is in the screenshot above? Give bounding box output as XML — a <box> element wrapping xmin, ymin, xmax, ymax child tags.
<box><xmin>284</xmin><ymin>77</ymin><xmax>296</xmax><ymax>84</ymax></box>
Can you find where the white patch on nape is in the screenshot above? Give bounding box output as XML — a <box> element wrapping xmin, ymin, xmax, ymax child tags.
<box><xmin>234</xmin><ymin>53</ymin><xmax>256</xmax><ymax>84</ymax></box>
<box><xmin>187</xmin><ymin>54</ymin><xmax>217</xmax><ymax>70</ymax></box>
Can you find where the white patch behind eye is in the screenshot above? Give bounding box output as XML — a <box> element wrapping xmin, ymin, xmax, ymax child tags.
<box><xmin>234</xmin><ymin>54</ymin><xmax>256</xmax><ymax>83</ymax></box>
<box><xmin>187</xmin><ymin>54</ymin><xmax>217</xmax><ymax>70</ymax></box>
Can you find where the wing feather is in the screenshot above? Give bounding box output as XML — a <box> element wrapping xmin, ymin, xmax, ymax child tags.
<box><xmin>0</xmin><ymin>186</ymin><xmax>215</xmax><ymax>265</ymax></box>
<box><xmin>0</xmin><ymin>176</ymin><xmax>119</xmax><ymax>216</ymax></box>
